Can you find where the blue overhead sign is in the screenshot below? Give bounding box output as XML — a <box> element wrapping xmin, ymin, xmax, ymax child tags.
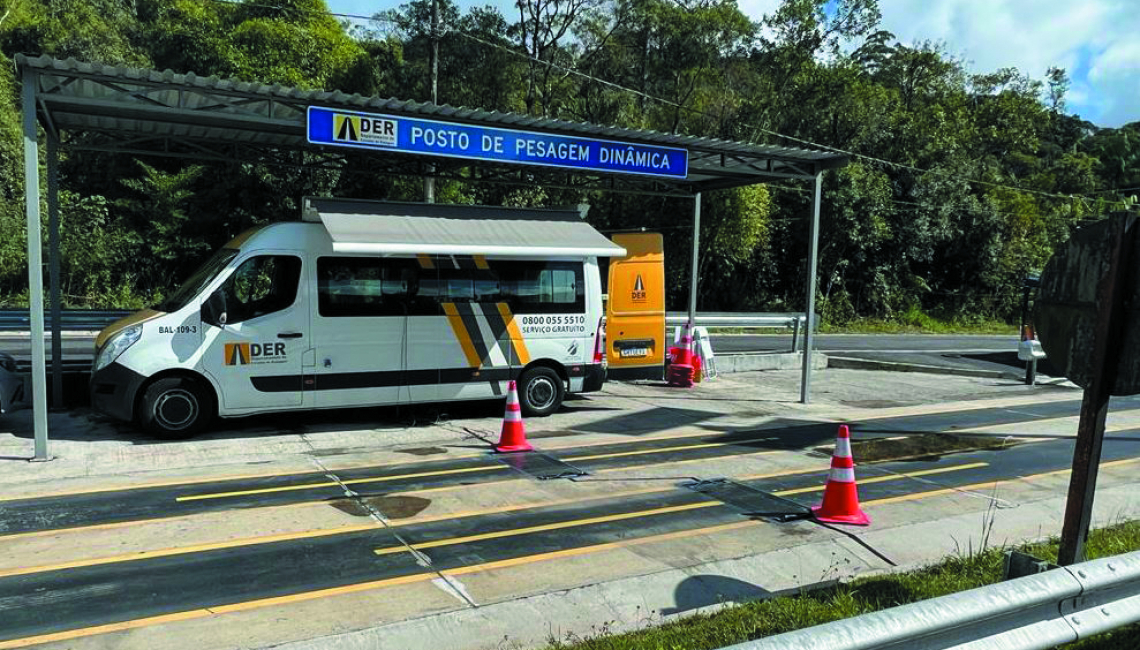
<box><xmin>306</xmin><ymin>107</ymin><xmax>688</xmax><ymax>179</ymax></box>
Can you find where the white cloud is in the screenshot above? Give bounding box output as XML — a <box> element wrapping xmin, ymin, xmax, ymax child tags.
<box><xmin>330</xmin><ymin>0</ymin><xmax>1139</xmax><ymax>126</ymax></box>
<box><xmin>877</xmin><ymin>0</ymin><xmax>1139</xmax><ymax>126</ymax></box>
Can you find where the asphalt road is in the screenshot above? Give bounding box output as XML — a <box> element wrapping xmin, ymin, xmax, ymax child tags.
<box><xmin>2</xmin><ymin>396</ymin><xmax>1138</xmax><ymax>646</ymax></box>
<box><xmin>710</xmin><ymin>333</ymin><xmax>1015</xmax><ymax>354</ymax></box>
<box><xmin>0</xmin><ymin>333</ymin><xmax>1016</xmax><ymax>360</ymax></box>
<box><xmin>0</xmin><ymin>332</ymin><xmax>1035</xmax><ymax>381</ymax></box>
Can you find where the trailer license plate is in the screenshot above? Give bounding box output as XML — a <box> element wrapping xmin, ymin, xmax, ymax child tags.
<box><xmin>620</xmin><ymin>347</ymin><xmax>649</xmax><ymax>358</ymax></box>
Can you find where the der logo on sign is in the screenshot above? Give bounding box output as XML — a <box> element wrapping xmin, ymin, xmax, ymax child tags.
<box><xmin>333</xmin><ymin>114</ymin><xmax>397</xmax><ymax>147</ymax></box>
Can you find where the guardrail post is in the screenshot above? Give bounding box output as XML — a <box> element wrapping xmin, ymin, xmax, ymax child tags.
<box><xmin>800</xmin><ymin>173</ymin><xmax>822</xmax><ymax>403</ymax></box>
<box><xmin>791</xmin><ymin>317</ymin><xmax>800</xmax><ymax>352</ymax></box>
<box><xmin>22</xmin><ymin>66</ymin><xmax>50</xmax><ymax>461</ymax></box>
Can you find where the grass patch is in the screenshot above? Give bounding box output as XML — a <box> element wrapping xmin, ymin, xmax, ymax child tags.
<box><xmin>546</xmin><ymin>521</ymin><xmax>1140</xmax><ymax>650</ymax></box>
<box><xmin>814</xmin><ymin>433</ymin><xmax>1021</xmax><ymax>463</ymax></box>
<box><xmin>818</xmin><ymin>317</ymin><xmax>1018</xmax><ymax>335</ymax></box>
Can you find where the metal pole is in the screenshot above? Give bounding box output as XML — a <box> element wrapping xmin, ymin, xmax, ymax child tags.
<box><xmin>687</xmin><ymin>193</ymin><xmax>701</xmax><ymax>328</ymax></box>
<box><xmin>424</xmin><ymin>0</ymin><xmax>439</xmax><ymax>204</ymax></box>
<box><xmin>21</xmin><ymin>67</ymin><xmax>50</xmax><ymax>461</ymax></box>
<box><xmin>1058</xmin><ymin>213</ymin><xmax>1136</xmax><ymax>565</ymax></box>
<box><xmin>800</xmin><ymin>172</ymin><xmax>822</xmax><ymax>404</ymax></box>
<box><xmin>47</xmin><ymin>133</ymin><xmax>62</xmax><ymax>410</ymax></box>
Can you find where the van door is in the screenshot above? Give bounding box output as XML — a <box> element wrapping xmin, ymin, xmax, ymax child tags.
<box><xmin>200</xmin><ymin>254</ymin><xmax>307</xmax><ymax>410</ymax></box>
<box><xmin>606</xmin><ymin>233</ymin><xmax>666</xmax><ymax>379</ymax></box>
<box><xmin>310</xmin><ymin>256</ymin><xmax>410</xmax><ymax>409</ymax></box>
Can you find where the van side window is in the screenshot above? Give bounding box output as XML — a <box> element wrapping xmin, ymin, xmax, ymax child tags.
<box><xmin>318</xmin><ymin>257</ymin><xmax>416</xmax><ymax>317</ymax></box>
<box><xmin>498</xmin><ymin>262</ymin><xmax>583</xmax><ymax>314</ymax></box>
<box><xmin>220</xmin><ymin>255</ymin><xmax>302</xmax><ymax>324</ymax></box>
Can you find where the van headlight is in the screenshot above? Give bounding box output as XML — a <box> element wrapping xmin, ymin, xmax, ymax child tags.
<box><xmin>94</xmin><ymin>325</ymin><xmax>142</xmax><ymax>372</ymax></box>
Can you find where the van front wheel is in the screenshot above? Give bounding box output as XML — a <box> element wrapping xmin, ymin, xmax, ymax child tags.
<box><xmin>138</xmin><ymin>377</ymin><xmax>213</xmax><ymax>439</ymax></box>
<box><xmin>517</xmin><ymin>367</ymin><xmax>564</xmax><ymax>417</ymax></box>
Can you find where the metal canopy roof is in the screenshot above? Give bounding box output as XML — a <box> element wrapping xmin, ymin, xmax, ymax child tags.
<box><xmin>304</xmin><ymin>197</ymin><xmax>628</xmax><ymax>258</ymax></box>
<box><xmin>17</xmin><ymin>55</ymin><xmax>848</xmax><ymax>196</ymax></box>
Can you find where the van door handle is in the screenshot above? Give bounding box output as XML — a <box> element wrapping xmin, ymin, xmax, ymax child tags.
<box><xmin>277</xmin><ymin>332</ymin><xmax>303</xmax><ymax>339</ymax></box>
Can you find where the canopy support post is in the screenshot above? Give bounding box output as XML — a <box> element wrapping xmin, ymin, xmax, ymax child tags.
<box><xmin>800</xmin><ymin>172</ymin><xmax>822</xmax><ymax>404</ymax></box>
<box><xmin>22</xmin><ymin>67</ymin><xmax>50</xmax><ymax>461</ymax></box>
<box><xmin>687</xmin><ymin>192</ymin><xmax>701</xmax><ymax>330</ymax></box>
<box><xmin>48</xmin><ymin>132</ymin><xmax>62</xmax><ymax>411</ymax></box>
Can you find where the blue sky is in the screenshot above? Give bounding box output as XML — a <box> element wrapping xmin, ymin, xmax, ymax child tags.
<box><xmin>329</xmin><ymin>0</ymin><xmax>1138</xmax><ymax>128</ymax></box>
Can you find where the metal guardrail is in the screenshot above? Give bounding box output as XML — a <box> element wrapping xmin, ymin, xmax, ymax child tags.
<box><xmin>0</xmin><ymin>309</ymin><xmax>131</xmax><ymax>332</ymax></box>
<box><xmin>665</xmin><ymin>312</ymin><xmax>817</xmax><ymax>352</ymax></box>
<box><xmin>721</xmin><ymin>549</ymin><xmax>1140</xmax><ymax>650</ymax></box>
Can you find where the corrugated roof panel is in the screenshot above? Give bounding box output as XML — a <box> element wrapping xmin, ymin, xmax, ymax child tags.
<box><xmin>18</xmin><ymin>55</ymin><xmax>849</xmax><ymax>186</ymax></box>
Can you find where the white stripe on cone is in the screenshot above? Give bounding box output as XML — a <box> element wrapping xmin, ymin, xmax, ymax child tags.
<box><xmin>834</xmin><ymin>437</ymin><xmax>852</xmax><ymax>458</ymax></box>
<box><xmin>504</xmin><ymin>409</ymin><xmax>522</xmax><ymax>422</ymax></box>
<box><xmin>829</xmin><ymin>466</ymin><xmax>856</xmax><ymax>483</ymax></box>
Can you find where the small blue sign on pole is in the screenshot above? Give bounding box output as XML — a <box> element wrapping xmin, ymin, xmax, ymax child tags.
<box><xmin>307</xmin><ymin>107</ymin><xmax>688</xmax><ymax>179</ymax></box>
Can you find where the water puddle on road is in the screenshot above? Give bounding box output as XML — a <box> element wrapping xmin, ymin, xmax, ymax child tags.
<box><xmin>330</xmin><ymin>495</ymin><xmax>432</xmax><ymax>519</ymax></box>
<box><xmin>816</xmin><ymin>434</ymin><xmax>1022</xmax><ymax>463</ymax></box>
<box><xmin>394</xmin><ymin>446</ymin><xmax>449</xmax><ymax>456</ymax></box>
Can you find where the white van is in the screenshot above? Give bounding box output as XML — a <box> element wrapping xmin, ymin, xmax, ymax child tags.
<box><xmin>90</xmin><ymin>199</ymin><xmax>625</xmax><ymax>438</ymax></box>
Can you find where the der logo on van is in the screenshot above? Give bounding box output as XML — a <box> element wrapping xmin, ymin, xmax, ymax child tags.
<box><xmin>333</xmin><ymin>113</ymin><xmax>397</xmax><ymax>147</ymax></box>
<box><xmin>224</xmin><ymin>342</ymin><xmax>288</xmax><ymax>366</ymax></box>
<box><xmin>632</xmin><ymin>275</ymin><xmax>647</xmax><ymax>303</ymax></box>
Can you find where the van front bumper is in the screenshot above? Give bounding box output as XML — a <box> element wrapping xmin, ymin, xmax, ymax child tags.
<box><xmin>90</xmin><ymin>362</ymin><xmax>147</xmax><ymax>422</ymax></box>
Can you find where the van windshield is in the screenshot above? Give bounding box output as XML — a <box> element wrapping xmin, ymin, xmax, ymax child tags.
<box><xmin>155</xmin><ymin>248</ymin><xmax>239</xmax><ymax>313</ymax></box>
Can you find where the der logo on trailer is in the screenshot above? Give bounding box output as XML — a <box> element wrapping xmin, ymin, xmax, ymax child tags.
<box><xmin>632</xmin><ymin>274</ymin><xmax>647</xmax><ymax>303</ymax></box>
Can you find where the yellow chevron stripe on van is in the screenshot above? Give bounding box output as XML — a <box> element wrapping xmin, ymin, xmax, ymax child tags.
<box><xmin>442</xmin><ymin>302</ymin><xmax>482</xmax><ymax>368</ymax></box>
<box><xmin>473</xmin><ymin>255</ymin><xmax>489</xmax><ymax>270</ymax></box>
<box><xmin>416</xmin><ymin>254</ymin><xmax>434</xmax><ymax>269</ymax></box>
<box><xmin>496</xmin><ymin>302</ymin><xmax>531</xmax><ymax>365</ymax></box>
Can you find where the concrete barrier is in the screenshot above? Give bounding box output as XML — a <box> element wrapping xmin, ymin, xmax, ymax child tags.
<box><xmin>715</xmin><ymin>352</ymin><xmax>828</xmax><ymax>373</ymax></box>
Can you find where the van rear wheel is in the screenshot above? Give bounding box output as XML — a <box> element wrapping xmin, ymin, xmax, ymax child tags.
<box><xmin>138</xmin><ymin>377</ymin><xmax>213</xmax><ymax>439</ymax></box>
<box><xmin>517</xmin><ymin>367</ymin><xmax>564</xmax><ymax>417</ymax></box>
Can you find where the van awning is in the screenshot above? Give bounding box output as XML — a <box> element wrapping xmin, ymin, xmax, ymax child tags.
<box><xmin>303</xmin><ymin>198</ymin><xmax>627</xmax><ymax>258</ymax></box>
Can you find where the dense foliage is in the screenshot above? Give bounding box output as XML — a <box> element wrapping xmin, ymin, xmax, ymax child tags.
<box><xmin>0</xmin><ymin>0</ymin><xmax>1136</xmax><ymax>322</ymax></box>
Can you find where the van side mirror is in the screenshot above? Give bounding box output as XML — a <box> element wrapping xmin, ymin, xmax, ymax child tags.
<box><xmin>201</xmin><ymin>291</ymin><xmax>228</xmax><ymax>329</ymax></box>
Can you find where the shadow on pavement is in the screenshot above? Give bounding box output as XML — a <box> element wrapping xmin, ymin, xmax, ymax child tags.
<box><xmin>660</xmin><ymin>574</ymin><xmax>772</xmax><ymax>616</ymax></box>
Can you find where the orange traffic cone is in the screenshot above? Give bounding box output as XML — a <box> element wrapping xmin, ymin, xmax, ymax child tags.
<box><xmin>495</xmin><ymin>380</ymin><xmax>533</xmax><ymax>453</ymax></box>
<box><xmin>812</xmin><ymin>424</ymin><xmax>870</xmax><ymax>526</ymax></box>
<box><xmin>674</xmin><ymin>323</ymin><xmax>694</xmax><ymax>366</ymax></box>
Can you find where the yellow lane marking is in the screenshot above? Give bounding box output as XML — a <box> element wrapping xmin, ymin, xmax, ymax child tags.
<box><xmin>442</xmin><ymin>519</ymin><xmax>760</xmax><ymax>577</ymax></box>
<box><xmin>375</xmin><ymin>501</ymin><xmax>715</xmax><ymax>556</ymax></box>
<box><xmin>764</xmin><ymin>462</ymin><xmax>989</xmax><ymax>496</ymax></box>
<box><xmin>0</xmin><ymin>429</ymin><xmax>761</xmax><ymax>504</ymax></box>
<box><xmin>566</xmin><ymin>437</ymin><xmax>782</xmax><ymax>462</ymax></box>
<box><xmin>0</xmin><ymin>521</ymin><xmax>759</xmax><ymax>649</ymax></box>
<box><xmin>0</xmin><ymin>523</ymin><xmax>379</xmax><ymax>579</ymax></box>
<box><xmin>441</xmin><ymin>302</ymin><xmax>482</xmax><ymax>368</ymax></box>
<box><xmin>1</xmin><ymin>463</ymin><xmax>987</xmax><ymax>579</ymax></box>
<box><xmin>0</xmin><ymin>460</ymin><xmax>1033</xmax><ymax>648</ymax></box>
<box><xmin>375</xmin><ymin>463</ymin><xmax>988</xmax><ymax>556</ymax></box>
<box><xmin>0</xmin><ymin>573</ymin><xmax>434</xmax><ymax>650</ymax></box>
<box><xmin>175</xmin><ymin>433</ymin><xmax>799</xmax><ymax>502</ymax></box>
<box><xmin>175</xmin><ymin>465</ymin><xmax>505</xmax><ymax>502</ymax></box>
<box><xmin>862</xmin><ymin>456</ymin><xmax>1140</xmax><ymax>507</ymax></box>
<box><xmin>6</xmin><ymin>457</ymin><xmax>1031</xmax><ymax>650</ymax></box>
